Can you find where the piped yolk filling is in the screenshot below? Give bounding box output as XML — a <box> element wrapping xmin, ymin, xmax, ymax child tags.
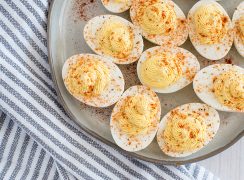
<box><xmin>96</xmin><ymin>21</ymin><xmax>133</xmax><ymax>59</ymax></box>
<box><xmin>114</xmin><ymin>95</ymin><xmax>158</xmax><ymax>136</ymax></box>
<box><xmin>136</xmin><ymin>0</ymin><xmax>177</xmax><ymax>35</ymax></box>
<box><xmin>140</xmin><ymin>52</ymin><xmax>182</xmax><ymax>88</ymax></box>
<box><xmin>213</xmin><ymin>70</ymin><xmax>244</xmax><ymax>111</ymax></box>
<box><xmin>163</xmin><ymin>111</ymin><xmax>207</xmax><ymax>153</ymax></box>
<box><xmin>194</xmin><ymin>4</ymin><xmax>228</xmax><ymax>44</ymax></box>
<box><xmin>65</xmin><ymin>57</ymin><xmax>110</xmax><ymax>98</ymax></box>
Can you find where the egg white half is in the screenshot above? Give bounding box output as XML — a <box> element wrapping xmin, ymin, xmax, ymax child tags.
<box><xmin>62</xmin><ymin>54</ymin><xmax>125</xmax><ymax>107</ymax></box>
<box><xmin>137</xmin><ymin>46</ymin><xmax>200</xmax><ymax>93</ymax></box>
<box><xmin>110</xmin><ymin>85</ymin><xmax>161</xmax><ymax>152</ymax></box>
<box><xmin>193</xmin><ymin>64</ymin><xmax>244</xmax><ymax>113</ymax></box>
<box><xmin>157</xmin><ymin>103</ymin><xmax>220</xmax><ymax>157</ymax></box>
<box><xmin>84</xmin><ymin>15</ymin><xmax>144</xmax><ymax>64</ymax></box>
<box><xmin>188</xmin><ymin>0</ymin><xmax>233</xmax><ymax>60</ymax></box>
<box><xmin>101</xmin><ymin>0</ymin><xmax>132</xmax><ymax>13</ymax></box>
<box><xmin>130</xmin><ymin>0</ymin><xmax>188</xmax><ymax>46</ymax></box>
<box><xmin>233</xmin><ymin>1</ymin><xmax>244</xmax><ymax>57</ymax></box>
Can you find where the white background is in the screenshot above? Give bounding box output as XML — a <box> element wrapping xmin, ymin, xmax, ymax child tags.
<box><xmin>200</xmin><ymin>138</ymin><xmax>244</xmax><ymax>180</ymax></box>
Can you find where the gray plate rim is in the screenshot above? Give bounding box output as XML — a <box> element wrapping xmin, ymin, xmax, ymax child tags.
<box><xmin>47</xmin><ymin>0</ymin><xmax>244</xmax><ymax>165</ymax></box>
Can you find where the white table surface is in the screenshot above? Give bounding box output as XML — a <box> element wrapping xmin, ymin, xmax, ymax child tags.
<box><xmin>199</xmin><ymin>138</ymin><xmax>244</xmax><ymax>180</ymax></box>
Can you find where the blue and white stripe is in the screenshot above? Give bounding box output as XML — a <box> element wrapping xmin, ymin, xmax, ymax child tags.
<box><xmin>0</xmin><ymin>0</ymin><xmax>218</xmax><ymax>179</ymax></box>
<box><xmin>0</xmin><ymin>113</ymin><xmax>61</xmax><ymax>180</ymax></box>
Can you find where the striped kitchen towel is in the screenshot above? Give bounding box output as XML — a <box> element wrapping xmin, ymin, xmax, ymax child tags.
<box><xmin>0</xmin><ymin>0</ymin><xmax>218</xmax><ymax>179</ymax></box>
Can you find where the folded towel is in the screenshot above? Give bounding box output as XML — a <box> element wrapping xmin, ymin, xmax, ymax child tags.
<box><xmin>0</xmin><ymin>0</ymin><xmax>218</xmax><ymax>179</ymax></box>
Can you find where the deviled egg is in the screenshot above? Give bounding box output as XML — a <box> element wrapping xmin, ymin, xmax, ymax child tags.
<box><xmin>84</xmin><ymin>15</ymin><xmax>144</xmax><ymax>64</ymax></box>
<box><xmin>137</xmin><ymin>46</ymin><xmax>200</xmax><ymax>93</ymax></box>
<box><xmin>110</xmin><ymin>86</ymin><xmax>161</xmax><ymax>151</ymax></box>
<box><xmin>157</xmin><ymin>103</ymin><xmax>220</xmax><ymax>157</ymax></box>
<box><xmin>130</xmin><ymin>0</ymin><xmax>188</xmax><ymax>46</ymax></box>
<box><xmin>62</xmin><ymin>54</ymin><xmax>124</xmax><ymax>107</ymax></box>
<box><xmin>233</xmin><ymin>1</ymin><xmax>244</xmax><ymax>57</ymax></box>
<box><xmin>188</xmin><ymin>0</ymin><xmax>233</xmax><ymax>60</ymax></box>
<box><xmin>101</xmin><ymin>0</ymin><xmax>132</xmax><ymax>13</ymax></box>
<box><xmin>193</xmin><ymin>64</ymin><xmax>244</xmax><ymax>113</ymax></box>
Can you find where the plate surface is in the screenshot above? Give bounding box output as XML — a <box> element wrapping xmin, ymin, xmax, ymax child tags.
<box><xmin>48</xmin><ymin>0</ymin><xmax>244</xmax><ymax>164</ymax></box>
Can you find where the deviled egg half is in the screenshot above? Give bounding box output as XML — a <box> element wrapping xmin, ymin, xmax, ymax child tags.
<box><xmin>137</xmin><ymin>46</ymin><xmax>200</xmax><ymax>93</ymax></box>
<box><xmin>157</xmin><ymin>103</ymin><xmax>220</xmax><ymax>157</ymax></box>
<box><xmin>233</xmin><ymin>1</ymin><xmax>244</xmax><ymax>57</ymax></box>
<box><xmin>188</xmin><ymin>0</ymin><xmax>233</xmax><ymax>60</ymax></box>
<box><xmin>110</xmin><ymin>86</ymin><xmax>161</xmax><ymax>151</ymax></box>
<box><xmin>101</xmin><ymin>0</ymin><xmax>132</xmax><ymax>13</ymax></box>
<box><xmin>193</xmin><ymin>64</ymin><xmax>244</xmax><ymax>113</ymax></box>
<box><xmin>84</xmin><ymin>15</ymin><xmax>144</xmax><ymax>64</ymax></box>
<box><xmin>130</xmin><ymin>0</ymin><xmax>188</xmax><ymax>46</ymax></box>
<box><xmin>62</xmin><ymin>54</ymin><xmax>124</xmax><ymax>107</ymax></box>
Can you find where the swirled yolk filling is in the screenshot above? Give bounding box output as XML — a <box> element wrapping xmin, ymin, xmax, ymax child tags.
<box><xmin>140</xmin><ymin>52</ymin><xmax>182</xmax><ymax>88</ymax></box>
<box><xmin>96</xmin><ymin>21</ymin><xmax>133</xmax><ymax>59</ymax></box>
<box><xmin>136</xmin><ymin>0</ymin><xmax>177</xmax><ymax>35</ymax></box>
<box><xmin>65</xmin><ymin>57</ymin><xmax>110</xmax><ymax>98</ymax></box>
<box><xmin>163</xmin><ymin>111</ymin><xmax>207</xmax><ymax>153</ymax></box>
<box><xmin>213</xmin><ymin>70</ymin><xmax>244</xmax><ymax>111</ymax></box>
<box><xmin>238</xmin><ymin>16</ymin><xmax>244</xmax><ymax>43</ymax></box>
<box><xmin>194</xmin><ymin>4</ymin><xmax>228</xmax><ymax>44</ymax></box>
<box><xmin>115</xmin><ymin>95</ymin><xmax>158</xmax><ymax>136</ymax></box>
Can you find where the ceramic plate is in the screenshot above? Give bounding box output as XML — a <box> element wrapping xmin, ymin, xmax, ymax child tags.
<box><xmin>48</xmin><ymin>0</ymin><xmax>244</xmax><ymax>165</ymax></box>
